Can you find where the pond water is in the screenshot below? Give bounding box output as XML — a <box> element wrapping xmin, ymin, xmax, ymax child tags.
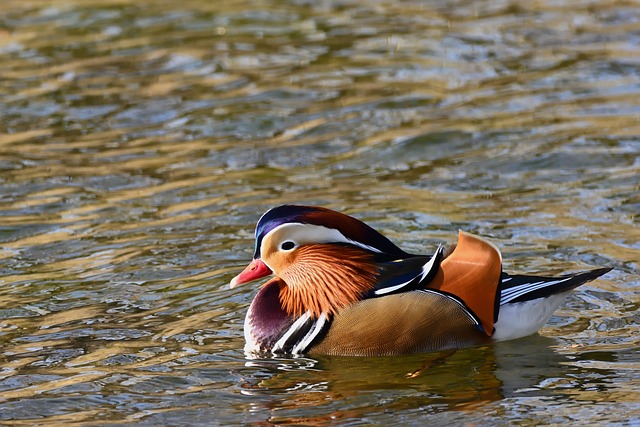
<box><xmin>1</xmin><ymin>0</ymin><xmax>639</xmax><ymax>425</ymax></box>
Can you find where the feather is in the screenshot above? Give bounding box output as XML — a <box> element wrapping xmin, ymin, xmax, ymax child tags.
<box><xmin>499</xmin><ymin>267</ymin><xmax>613</xmax><ymax>305</ymax></box>
<box><xmin>309</xmin><ymin>290</ymin><xmax>488</xmax><ymax>356</ymax></box>
<box><xmin>277</xmin><ymin>245</ymin><xmax>378</xmax><ymax>318</ymax></box>
<box><xmin>255</xmin><ymin>205</ymin><xmax>409</xmax><ymax>259</ymax></box>
<box><xmin>428</xmin><ymin>231</ymin><xmax>502</xmax><ymax>336</ymax></box>
<box><xmin>370</xmin><ymin>246</ymin><xmax>443</xmax><ymax>296</ymax></box>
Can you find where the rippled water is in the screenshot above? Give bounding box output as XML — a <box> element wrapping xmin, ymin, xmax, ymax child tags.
<box><xmin>1</xmin><ymin>0</ymin><xmax>639</xmax><ymax>425</ymax></box>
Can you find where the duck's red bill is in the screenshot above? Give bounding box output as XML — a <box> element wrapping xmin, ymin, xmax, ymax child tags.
<box><xmin>230</xmin><ymin>258</ymin><xmax>272</xmax><ymax>288</ymax></box>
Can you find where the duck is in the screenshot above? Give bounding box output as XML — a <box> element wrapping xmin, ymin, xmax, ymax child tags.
<box><xmin>230</xmin><ymin>205</ymin><xmax>612</xmax><ymax>356</ymax></box>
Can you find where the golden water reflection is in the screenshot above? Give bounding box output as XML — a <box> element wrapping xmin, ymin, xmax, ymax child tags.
<box><xmin>1</xmin><ymin>0</ymin><xmax>639</xmax><ymax>425</ymax></box>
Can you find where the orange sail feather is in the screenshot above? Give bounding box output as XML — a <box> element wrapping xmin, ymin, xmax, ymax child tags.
<box><xmin>428</xmin><ymin>231</ymin><xmax>502</xmax><ymax>335</ymax></box>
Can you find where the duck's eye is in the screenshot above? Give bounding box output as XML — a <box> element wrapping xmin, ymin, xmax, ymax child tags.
<box><xmin>280</xmin><ymin>241</ymin><xmax>295</xmax><ymax>251</ymax></box>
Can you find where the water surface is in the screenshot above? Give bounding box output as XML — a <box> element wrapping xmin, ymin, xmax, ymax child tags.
<box><xmin>1</xmin><ymin>0</ymin><xmax>639</xmax><ymax>425</ymax></box>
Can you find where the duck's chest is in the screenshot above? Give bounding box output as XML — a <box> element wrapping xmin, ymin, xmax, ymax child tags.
<box><xmin>244</xmin><ymin>281</ymin><xmax>296</xmax><ymax>353</ymax></box>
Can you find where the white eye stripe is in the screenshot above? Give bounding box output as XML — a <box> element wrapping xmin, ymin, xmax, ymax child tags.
<box><xmin>261</xmin><ymin>223</ymin><xmax>383</xmax><ymax>257</ymax></box>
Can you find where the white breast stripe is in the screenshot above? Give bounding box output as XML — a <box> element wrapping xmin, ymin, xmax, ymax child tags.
<box><xmin>272</xmin><ymin>311</ymin><xmax>311</xmax><ymax>353</ymax></box>
<box><xmin>292</xmin><ymin>313</ymin><xmax>328</xmax><ymax>354</ymax></box>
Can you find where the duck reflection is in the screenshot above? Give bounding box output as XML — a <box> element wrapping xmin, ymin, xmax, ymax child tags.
<box><xmin>237</xmin><ymin>335</ymin><xmax>567</xmax><ymax>424</ymax></box>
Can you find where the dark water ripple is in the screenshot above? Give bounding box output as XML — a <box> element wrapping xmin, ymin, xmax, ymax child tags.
<box><xmin>0</xmin><ymin>0</ymin><xmax>639</xmax><ymax>425</ymax></box>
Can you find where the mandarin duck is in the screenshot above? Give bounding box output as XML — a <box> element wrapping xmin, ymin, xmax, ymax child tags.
<box><xmin>230</xmin><ymin>205</ymin><xmax>611</xmax><ymax>356</ymax></box>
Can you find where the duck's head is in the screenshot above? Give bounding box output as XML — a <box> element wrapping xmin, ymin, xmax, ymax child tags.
<box><xmin>230</xmin><ymin>205</ymin><xmax>409</xmax><ymax>317</ymax></box>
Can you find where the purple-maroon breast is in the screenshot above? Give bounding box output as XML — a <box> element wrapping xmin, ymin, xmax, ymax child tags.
<box><xmin>246</xmin><ymin>280</ymin><xmax>295</xmax><ymax>351</ymax></box>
